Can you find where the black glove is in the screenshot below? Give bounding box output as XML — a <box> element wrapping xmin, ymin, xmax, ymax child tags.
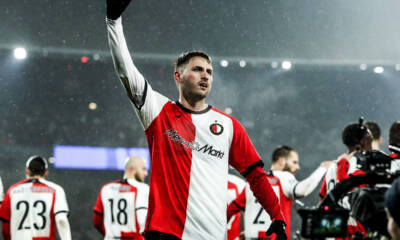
<box><xmin>265</xmin><ymin>220</ymin><xmax>287</xmax><ymax>240</ymax></box>
<box><xmin>106</xmin><ymin>0</ymin><xmax>132</xmax><ymax>20</ymax></box>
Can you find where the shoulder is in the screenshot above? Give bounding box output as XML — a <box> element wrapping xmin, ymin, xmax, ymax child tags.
<box><xmin>100</xmin><ymin>180</ymin><xmax>122</xmax><ymax>191</ymax></box>
<box><xmin>8</xmin><ymin>179</ymin><xmax>30</xmax><ymax>192</ymax></box>
<box><xmin>273</xmin><ymin>170</ymin><xmax>295</xmax><ymax>179</ymax></box>
<box><xmin>128</xmin><ymin>179</ymin><xmax>149</xmax><ymax>192</ymax></box>
<box><xmin>40</xmin><ymin>179</ymin><xmax>65</xmax><ymax>193</ymax></box>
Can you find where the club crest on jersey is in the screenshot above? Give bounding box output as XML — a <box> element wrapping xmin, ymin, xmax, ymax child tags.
<box><xmin>210</xmin><ymin>123</ymin><xmax>223</xmax><ymax>135</ymax></box>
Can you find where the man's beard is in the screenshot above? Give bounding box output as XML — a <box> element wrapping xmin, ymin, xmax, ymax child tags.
<box><xmin>181</xmin><ymin>78</ymin><xmax>209</xmax><ymax>103</ymax></box>
<box><xmin>283</xmin><ymin>164</ymin><xmax>296</xmax><ymax>175</ymax></box>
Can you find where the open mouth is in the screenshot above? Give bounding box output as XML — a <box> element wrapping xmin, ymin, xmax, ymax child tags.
<box><xmin>199</xmin><ymin>82</ymin><xmax>208</xmax><ymax>88</ymax></box>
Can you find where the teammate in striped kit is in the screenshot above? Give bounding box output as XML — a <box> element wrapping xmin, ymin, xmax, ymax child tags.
<box><xmin>227</xmin><ymin>173</ymin><xmax>246</xmax><ymax>240</ymax></box>
<box><xmin>105</xmin><ymin>1</ymin><xmax>287</xmax><ymax>239</ymax></box>
<box><xmin>0</xmin><ymin>156</ymin><xmax>71</xmax><ymax>240</ymax></box>
<box><xmin>227</xmin><ymin>146</ymin><xmax>332</xmax><ymax>240</ymax></box>
<box><xmin>93</xmin><ymin>156</ymin><xmax>149</xmax><ymax>240</ymax></box>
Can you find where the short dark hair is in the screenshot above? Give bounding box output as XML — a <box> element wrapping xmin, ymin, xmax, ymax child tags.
<box><xmin>26</xmin><ymin>156</ymin><xmax>48</xmax><ymax>176</ymax></box>
<box><xmin>342</xmin><ymin>123</ymin><xmax>370</xmax><ymax>149</ymax></box>
<box><xmin>389</xmin><ymin>121</ymin><xmax>400</xmax><ymax>148</ymax></box>
<box><xmin>272</xmin><ymin>145</ymin><xmax>294</xmax><ymax>164</ymax></box>
<box><xmin>365</xmin><ymin>121</ymin><xmax>381</xmax><ymax>140</ymax></box>
<box><xmin>174</xmin><ymin>51</ymin><xmax>211</xmax><ymax>72</ymax></box>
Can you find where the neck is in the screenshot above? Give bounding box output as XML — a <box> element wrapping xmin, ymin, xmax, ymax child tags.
<box><xmin>28</xmin><ymin>176</ymin><xmax>43</xmax><ymax>179</ymax></box>
<box><xmin>124</xmin><ymin>173</ymin><xmax>135</xmax><ymax>179</ymax></box>
<box><xmin>179</xmin><ymin>96</ymin><xmax>208</xmax><ymax>112</ymax></box>
<box><xmin>270</xmin><ymin>164</ymin><xmax>282</xmax><ymax>171</ymax></box>
<box><xmin>371</xmin><ymin>141</ymin><xmax>380</xmax><ymax>150</ymax></box>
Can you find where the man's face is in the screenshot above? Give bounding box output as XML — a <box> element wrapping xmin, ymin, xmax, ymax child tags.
<box><xmin>283</xmin><ymin>151</ymin><xmax>300</xmax><ymax>175</ymax></box>
<box><xmin>387</xmin><ymin>210</ymin><xmax>400</xmax><ymax>240</ymax></box>
<box><xmin>134</xmin><ymin>160</ymin><xmax>148</xmax><ymax>183</ymax></box>
<box><xmin>178</xmin><ymin>57</ymin><xmax>213</xmax><ymax>102</ymax></box>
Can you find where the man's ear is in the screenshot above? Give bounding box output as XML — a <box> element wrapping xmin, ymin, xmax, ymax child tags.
<box><xmin>44</xmin><ymin>170</ymin><xmax>49</xmax><ymax>178</ymax></box>
<box><xmin>278</xmin><ymin>157</ymin><xmax>286</xmax><ymax>166</ymax></box>
<box><xmin>174</xmin><ymin>70</ymin><xmax>183</xmax><ymax>83</ymax></box>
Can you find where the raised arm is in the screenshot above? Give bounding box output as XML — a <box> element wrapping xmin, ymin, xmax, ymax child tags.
<box><xmin>106</xmin><ymin>0</ymin><xmax>169</xmax><ymax>129</ymax></box>
<box><xmin>293</xmin><ymin>161</ymin><xmax>332</xmax><ymax>198</ymax></box>
<box><xmin>106</xmin><ymin>0</ymin><xmax>147</xmax><ymax>110</ymax></box>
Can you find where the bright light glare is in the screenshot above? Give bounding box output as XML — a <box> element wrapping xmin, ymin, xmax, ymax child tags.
<box><xmin>224</xmin><ymin>107</ymin><xmax>233</xmax><ymax>115</ymax></box>
<box><xmin>220</xmin><ymin>60</ymin><xmax>229</xmax><ymax>67</ymax></box>
<box><xmin>239</xmin><ymin>60</ymin><xmax>246</xmax><ymax>68</ymax></box>
<box><xmin>360</xmin><ymin>64</ymin><xmax>367</xmax><ymax>71</ymax></box>
<box><xmin>14</xmin><ymin>47</ymin><xmax>27</xmax><ymax>60</ymax></box>
<box><xmin>395</xmin><ymin>64</ymin><xmax>400</xmax><ymax>71</ymax></box>
<box><xmin>89</xmin><ymin>102</ymin><xmax>97</xmax><ymax>110</ymax></box>
<box><xmin>281</xmin><ymin>61</ymin><xmax>292</xmax><ymax>70</ymax></box>
<box><xmin>374</xmin><ymin>66</ymin><xmax>384</xmax><ymax>74</ymax></box>
<box><xmin>271</xmin><ymin>61</ymin><xmax>278</xmax><ymax>69</ymax></box>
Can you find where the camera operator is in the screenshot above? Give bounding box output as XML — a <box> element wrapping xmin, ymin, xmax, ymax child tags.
<box><xmin>319</xmin><ymin>121</ymin><xmax>373</xmax><ymax>238</ymax></box>
<box><xmin>320</xmin><ymin>122</ymin><xmax>373</xmax><ymax>199</ymax></box>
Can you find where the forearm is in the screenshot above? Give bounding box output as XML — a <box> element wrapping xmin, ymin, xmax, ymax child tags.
<box><xmin>294</xmin><ymin>167</ymin><xmax>327</xmax><ymax>198</ymax></box>
<box><xmin>136</xmin><ymin>208</ymin><xmax>147</xmax><ymax>233</ymax></box>
<box><xmin>106</xmin><ymin>17</ymin><xmax>147</xmax><ymax>108</ymax></box>
<box><xmin>55</xmin><ymin>213</ymin><xmax>72</xmax><ymax>240</ymax></box>
<box><xmin>245</xmin><ymin>166</ymin><xmax>284</xmax><ymax>221</ymax></box>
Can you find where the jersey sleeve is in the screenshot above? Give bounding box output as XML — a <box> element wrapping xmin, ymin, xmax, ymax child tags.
<box><xmin>135</xmin><ymin>184</ymin><xmax>149</xmax><ymax>233</ymax></box>
<box><xmin>293</xmin><ymin>167</ymin><xmax>326</xmax><ymax>198</ymax></box>
<box><xmin>93</xmin><ymin>188</ymin><xmax>104</xmax><ymax>215</ymax></box>
<box><xmin>54</xmin><ymin>186</ymin><xmax>69</xmax><ymax>215</ymax></box>
<box><xmin>275</xmin><ymin>171</ymin><xmax>298</xmax><ymax>199</ymax></box>
<box><xmin>228</xmin><ymin>118</ymin><xmax>262</xmax><ymax>174</ymax></box>
<box><xmin>106</xmin><ymin>17</ymin><xmax>169</xmax><ymax>130</ymax></box>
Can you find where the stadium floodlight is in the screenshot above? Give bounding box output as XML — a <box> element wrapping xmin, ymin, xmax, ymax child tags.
<box><xmin>13</xmin><ymin>47</ymin><xmax>27</xmax><ymax>60</ymax></box>
<box><xmin>270</xmin><ymin>61</ymin><xmax>278</xmax><ymax>69</ymax></box>
<box><xmin>360</xmin><ymin>64</ymin><xmax>367</xmax><ymax>71</ymax></box>
<box><xmin>281</xmin><ymin>60</ymin><xmax>292</xmax><ymax>70</ymax></box>
<box><xmin>88</xmin><ymin>102</ymin><xmax>97</xmax><ymax>110</ymax></box>
<box><xmin>220</xmin><ymin>59</ymin><xmax>229</xmax><ymax>67</ymax></box>
<box><xmin>239</xmin><ymin>60</ymin><xmax>246</xmax><ymax>68</ymax></box>
<box><xmin>374</xmin><ymin>66</ymin><xmax>384</xmax><ymax>74</ymax></box>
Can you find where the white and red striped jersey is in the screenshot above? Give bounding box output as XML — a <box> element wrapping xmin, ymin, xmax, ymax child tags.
<box><xmin>0</xmin><ymin>178</ymin><xmax>69</xmax><ymax>240</ymax></box>
<box><xmin>242</xmin><ymin>171</ymin><xmax>292</xmax><ymax>239</ymax></box>
<box><xmin>227</xmin><ymin>174</ymin><xmax>246</xmax><ymax>240</ymax></box>
<box><xmin>107</xmin><ymin>18</ymin><xmax>265</xmax><ymax>239</ymax></box>
<box><xmin>228</xmin><ymin>167</ymin><xmax>326</xmax><ymax>240</ymax></box>
<box><xmin>94</xmin><ymin>179</ymin><xmax>149</xmax><ymax>240</ymax></box>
